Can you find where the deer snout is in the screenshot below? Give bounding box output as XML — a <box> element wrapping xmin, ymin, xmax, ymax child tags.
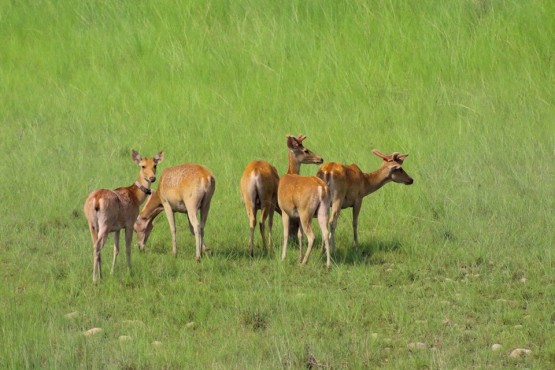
<box><xmin>406</xmin><ymin>178</ymin><xmax>414</xmax><ymax>185</ymax></box>
<box><xmin>149</xmin><ymin>176</ymin><xmax>156</xmax><ymax>183</ymax></box>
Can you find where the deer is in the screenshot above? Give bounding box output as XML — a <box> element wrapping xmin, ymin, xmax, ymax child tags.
<box><xmin>134</xmin><ymin>163</ymin><xmax>215</xmax><ymax>261</ymax></box>
<box><xmin>83</xmin><ymin>150</ymin><xmax>164</xmax><ymax>283</ymax></box>
<box><xmin>316</xmin><ymin>149</ymin><xmax>413</xmax><ymax>252</ymax></box>
<box><xmin>239</xmin><ymin>135</ymin><xmax>324</xmax><ymax>258</ymax></box>
<box><xmin>278</xmin><ymin>135</ymin><xmax>332</xmax><ymax>268</ymax></box>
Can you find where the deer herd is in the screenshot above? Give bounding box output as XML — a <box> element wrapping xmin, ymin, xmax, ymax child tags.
<box><xmin>84</xmin><ymin>135</ymin><xmax>413</xmax><ymax>283</ymax></box>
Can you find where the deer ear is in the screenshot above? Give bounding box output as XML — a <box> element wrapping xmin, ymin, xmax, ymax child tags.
<box><xmin>131</xmin><ymin>150</ymin><xmax>141</xmax><ymax>164</ymax></box>
<box><xmin>297</xmin><ymin>135</ymin><xmax>307</xmax><ymax>143</ymax></box>
<box><xmin>372</xmin><ymin>149</ymin><xmax>388</xmax><ymax>160</ymax></box>
<box><xmin>396</xmin><ymin>153</ymin><xmax>409</xmax><ymax>164</ymax></box>
<box><xmin>287</xmin><ymin>135</ymin><xmax>300</xmax><ymax>149</ymax></box>
<box><xmin>154</xmin><ymin>151</ymin><xmax>164</xmax><ymax>164</ymax></box>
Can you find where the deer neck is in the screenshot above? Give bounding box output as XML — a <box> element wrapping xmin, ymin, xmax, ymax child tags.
<box><xmin>138</xmin><ymin>190</ymin><xmax>164</xmax><ymax>221</ymax></box>
<box><xmin>131</xmin><ymin>176</ymin><xmax>152</xmax><ymax>205</ymax></box>
<box><xmin>363</xmin><ymin>167</ymin><xmax>391</xmax><ymax>196</ymax></box>
<box><xmin>287</xmin><ymin>151</ymin><xmax>301</xmax><ymax>175</ymax></box>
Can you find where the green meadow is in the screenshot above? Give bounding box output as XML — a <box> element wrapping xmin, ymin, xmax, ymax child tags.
<box><xmin>1</xmin><ymin>0</ymin><xmax>553</xmax><ymax>368</ymax></box>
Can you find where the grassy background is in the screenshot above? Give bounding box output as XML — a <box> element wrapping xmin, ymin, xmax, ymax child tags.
<box><xmin>1</xmin><ymin>0</ymin><xmax>553</xmax><ymax>368</ymax></box>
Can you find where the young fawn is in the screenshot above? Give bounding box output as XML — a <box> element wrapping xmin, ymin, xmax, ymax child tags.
<box><xmin>83</xmin><ymin>150</ymin><xmax>163</xmax><ymax>283</ymax></box>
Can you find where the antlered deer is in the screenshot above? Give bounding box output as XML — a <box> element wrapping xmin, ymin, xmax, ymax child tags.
<box><xmin>316</xmin><ymin>150</ymin><xmax>413</xmax><ymax>251</ymax></box>
<box><xmin>134</xmin><ymin>164</ymin><xmax>215</xmax><ymax>261</ymax></box>
<box><xmin>240</xmin><ymin>135</ymin><xmax>324</xmax><ymax>257</ymax></box>
<box><xmin>83</xmin><ymin>150</ymin><xmax>164</xmax><ymax>283</ymax></box>
<box><xmin>277</xmin><ymin>135</ymin><xmax>332</xmax><ymax>268</ymax></box>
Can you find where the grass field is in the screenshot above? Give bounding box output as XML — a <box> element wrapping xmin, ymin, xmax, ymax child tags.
<box><xmin>1</xmin><ymin>0</ymin><xmax>553</xmax><ymax>368</ymax></box>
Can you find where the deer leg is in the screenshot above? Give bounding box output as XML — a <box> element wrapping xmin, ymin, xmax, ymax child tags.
<box><xmin>186</xmin><ymin>204</ymin><xmax>202</xmax><ymax>262</ymax></box>
<box><xmin>297</xmin><ymin>221</ymin><xmax>304</xmax><ymax>263</ymax></box>
<box><xmin>281</xmin><ymin>212</ymin><xmax>290</xmax><ymax>261</ymax></box>
<box><xmin>300</xmin><ymin>214</ymin><xmax>315</xmax><ymax>265</ymax></box>
<box><xmin>199</xmin><ymin>195</ymin><xmax>211</xmax><ymax>253</ymax></box>
<box><xmin>259</xmin><ymin>205</ymin><xmax>269</xmax><ymax>253</ymax></box>
<box><xmin>124</xmin><ymin>227</ymin><xmax>133</xmax><ymax>272</ymax></box>
<box><xmin>247</xmin><ymin>207</ymin><xmax>256</xmax><ymax>257</ymax></box>
<box><xmin>328</xmin><ymin>199</ymin><xmax>342</xmax><ymax>254</ymax></box>
<box><xmin>111</xmin><ymin>230</ymin><xmax>120</xmax><ymax>275</ymax></box>
<box><xmin>163</xmin><ymin>203</ymin><xmax>177</xmax><ymax>256</ymax></box>
<box><xmin>267</xmin><ymin>204</ymin><xmax>275</xmax><ymax>254</ymax></box>
<box><xmin>318</xmin><ymin>204</ymin><xmax>331</xmax><ymax>269</ymax></box>
<box><xmin>352</xmin><ymin>201</ymin><xmax>362</xmax><ymax>249</ymax></box>
<box><xmin>93</xmin><ymin>227</ymin><xmax>108</xmax><ymax>283</ymax></box>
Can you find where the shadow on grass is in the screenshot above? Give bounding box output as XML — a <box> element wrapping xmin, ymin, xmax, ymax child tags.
<box><xmin>135</xmin><ymin>236</ymin><xmax>402</xmax><ymax>267</ymax></box>
<box><xmin>331</xmin><ymin>239</ymin><xmax>403</xmax><ymax>265</ymax></box>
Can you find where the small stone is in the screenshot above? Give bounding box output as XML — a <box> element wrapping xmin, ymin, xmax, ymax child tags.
<box><xmin>65</xmin><ymin>311</ymin><xmax>79</xmax><ymax>319</ymax></box>
<box><xmin>519</xmin><ymin>277</ymin><xmax>527</xmax><ymax>284</ymax></box>
<box><xmin>371</xmin><ymin>333</ymin><xmax>378</xmax><ymax>339</ymax></box>
<box><xmin>152</xmin><ymin>341</ymin><xmax>162</xmax><ymax>347</ymax></box>
<box><xmin>84</xmin><ymin>328</ymin><xmax>102</xmax><ymax>336</ymax></box>
<box><xmin>509</xmin><ymin>348</ymin><xmax>531</xmax><ymax>358</ymax></box>
<box><xmin>408</xmin><ymin>342</ymin><xmax>426</xmax><ymax>350</ymax></box>
<box><xmin>491</xmin><ymin>344</ymin><xmax>502</xmax><ymax>351</ymax></box>
<box><xmin>514</xmin><ymin>324</ymin><xmax>523</xmax><ymax>329</ymax></box>
<box><xmin>118</xmin><ymin>335</ymin><xmax>132</xmax><ymax>341</ymax></box>
<box><xmin>185</xmin><ymin>321</ymin><xmax>196</xmax><ymax>329</ymax></box>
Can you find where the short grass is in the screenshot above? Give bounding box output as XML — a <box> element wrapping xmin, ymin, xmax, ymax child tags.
<box><xmin>0</xmin><ymin>0</ymin><xmax>553</xmax><ymax>368</ymax></box>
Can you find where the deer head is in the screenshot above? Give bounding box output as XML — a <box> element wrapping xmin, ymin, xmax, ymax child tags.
<box><xmin>372</xmin><ymin>149</ymin><xmax>413</xmax><ymax>185</ymax></box>
<box><xmin>286</xmin><ymin>135</ymin><xmax>324</xmax><ymax>165</ymax></box>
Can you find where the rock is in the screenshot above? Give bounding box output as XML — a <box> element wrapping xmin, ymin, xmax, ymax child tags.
<box><xmin>186</xmin><ymin>321</ymin><xmax>196</xmax><ymax>329</ymax></box>
<box><xmin>84</xmin><ymin>328</ymin><xmax>102</xmax><ymax>336</ymax></box>
<box><xmin>509</xmin><ymin>348</ymin><xmax>531</xmax><ymax>358</ymax></box>
<box><xmin>152</xmin><ymin>341</ymin><xmax>162</xmax><ymax>347</ymax></box>
<box><xmin>118</xmin><ymin>335</ymin><xmax>132</xmax><ymax>341</ymax></box>
<box><xmin>491</xmin><ymin>344</ymin><xmax>502</xmax><ymax>351</ymax></box>
<box><xmin>371</xmin><ymin>333</ymin><xmax>378</xmax><ymax>339</ymax></box>
<box><xmin>65</xmin><ymin>311</ymin><xmax>79</xmax><ymax>319</ymax></box>
<box><xmin>408</xmin><ymin>342</ymin><xmax>426</xmax><ymax>350</ymax></box>
<box><xmin>519</xmin><ymin>277</ymin><xmax>527</xmax><ymax>284</ymax></box>
<box><xmin>514</xmin><ymin>324</ymin><xmax>523</xmax><ymax>329</ymax></box>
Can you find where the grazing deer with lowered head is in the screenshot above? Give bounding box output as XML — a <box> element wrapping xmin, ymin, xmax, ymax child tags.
<box><xmin>83</xmin><ymin>150</ymin><xmax>164</xmax><ymax>283</ymax></box>
<box><xmin>278</xmin><ymin>135</ymin><xmax>332</xmax><ymax>268</ymax></box>
<box><xmin>134</xmin><ymin>163</ymin><xmax>215</xmax><ymax>261</ymax></box>
<box><xmin>240</xmin><ymin>136</ymin><xmax>324</xmax><ymax>257</ymax></box>
<box><xmin>316</xmin><ymin>149</ymin><xmax>413</xmax><ymax>251</ymax></box>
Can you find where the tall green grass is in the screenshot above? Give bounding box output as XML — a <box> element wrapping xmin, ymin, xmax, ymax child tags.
<box><xmin>1</xmin><ymin>0</ymin><xmax>553</xmax><ymax>368</ymax></box>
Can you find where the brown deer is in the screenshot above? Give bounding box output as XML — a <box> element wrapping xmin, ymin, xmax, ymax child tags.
<box><xmin>239</xmin><ymin>135</ymin><xmax>324</xmax><ymax>257</ymax></box>
<box><xmin>83</xmin><ymin>150</ymin><xmax>164</xmax><ymax>283</ymax></box>
<box><xmin>240</xmin><ymin>160</ymin><xmax>279</xmax><ymax>257</ymax></box>
<box><xmin>316</xmin><ymin>150</ymin><xmax>413</xmax><ymax>251</ymax></box>
<box><xmin>278</xmin><ymin>135</ymin><xmax>332</xmax><ymax>268</ymax></box>
<box><xmin>134</xmin><ymin>164</ymin><xmax>215</xmax><ymax>261</ymax></box>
